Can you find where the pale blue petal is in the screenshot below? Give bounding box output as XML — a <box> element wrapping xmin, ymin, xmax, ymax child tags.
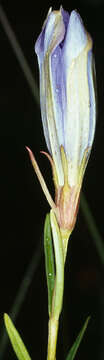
<box><xmin>63</xmin><ymin>41</ymin><xmax>93</xmax><ymax>185</ymax></box>
<box><xmin>35</xmin><ymin>8</ymin><xmax>52</xmax><ymax>66</ymax></box>
<box><xmin>62</xmin><ymin>10</ymin><xmax>87</xmax><ymax>69</ymax></box>
<box><xmin>51</xmin><ymin>46</ymin><xmax>65</xmax><ymax>148</ymax></box>
<box><xmin>35</xmin><ymin>9</ymin><xmax>65</xmax><ymax>185</ymax></box>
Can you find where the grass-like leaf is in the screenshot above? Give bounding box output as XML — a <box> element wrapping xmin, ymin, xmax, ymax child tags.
<box><xmin>4</xmin><ymin>314</ymin><xmax>31</xmax><ymax>360</ymax></box>
<box><xmin>66</xmin><ymin>316</ymin><xmax>90</xmax><ymax>360</ymax></box>
<box><xmin>44</xmin><ymin>213</ymin><xmax>55</xmax><ymax>316</ymax></box>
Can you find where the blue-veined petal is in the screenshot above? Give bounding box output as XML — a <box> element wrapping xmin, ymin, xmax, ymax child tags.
<box><xmin>35</xmin><ymin>9</ymin><xmax>65</xmax><ymax>185</ymax></box>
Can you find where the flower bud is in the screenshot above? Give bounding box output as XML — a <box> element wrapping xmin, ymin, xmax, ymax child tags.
<box><xmin>30</xmin><ymin>7</ymin><xmax>96</xmax><ymax>255</ymax></box>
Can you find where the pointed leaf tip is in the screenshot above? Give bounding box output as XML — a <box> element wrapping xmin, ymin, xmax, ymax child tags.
<box><xmin>66</xmin><ymin>316</ymin><xmax>90</xmax><ymax>360</ymax></box>
<box><xmin>4</xmin><ymin>313</ymin><xmax>31</xmax><ymax>360</ymax></box>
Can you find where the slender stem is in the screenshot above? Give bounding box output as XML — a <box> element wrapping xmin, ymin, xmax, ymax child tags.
<box><xmin>50</xmin><ymin>210</ymin><xmax>64</xmax><ymax>319</ymax></box>
<box><xmin>47</xmin><ymin>317</ymin><xmax>59</xmax><ymax>360</ymax></box>
<box><xmin>46</xmin><ymin>211</ymin><xmax>64</xmax><ymax>360</ymax></box>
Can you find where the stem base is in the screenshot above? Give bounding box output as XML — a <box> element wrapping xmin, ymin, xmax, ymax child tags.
<box><xmin>47</xmin><ymin>317</ymin><xmax>59</xmax><ymax>360</ymax></box>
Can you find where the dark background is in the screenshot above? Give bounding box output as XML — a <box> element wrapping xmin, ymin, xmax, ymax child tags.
<box><xmin>0</xmin><ymin>0</ymin><xmax>104</xmax><ymax>359</ymax></box>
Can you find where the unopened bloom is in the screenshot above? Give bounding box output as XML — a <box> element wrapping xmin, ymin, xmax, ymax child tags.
<box><xmin>28</xmin><ymin>7</ymin><xmax>96</xmax><ymax>256</ymax></box>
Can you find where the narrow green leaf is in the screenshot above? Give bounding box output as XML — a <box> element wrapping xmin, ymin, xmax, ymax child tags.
<box><xmin>66</xmin><ymin>316</ymin><xmax>90</xmax><ymax>360</ymax></box>
<box><xmin>44</xmin><ymin>213</ymin><xmax>55</xmax><ymax>316</ymax></box>
<box><xmin>4</xmin><ymin>314</ymin><xmax>31</xmax><ymax>360</ymax></box>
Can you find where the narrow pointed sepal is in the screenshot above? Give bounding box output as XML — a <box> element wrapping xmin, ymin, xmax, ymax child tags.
<box><xmin>26</xmin><ymin>146</ymin><xmax>56</xmax><ymax>210</ymax></box>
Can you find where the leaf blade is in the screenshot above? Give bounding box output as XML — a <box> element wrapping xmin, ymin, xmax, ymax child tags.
<box><xmin>4</xmin><ymin>313</ymin><xmax>31</xmax><ymax>360</ymax></box>
<box><xmin>44</xmin><ymin>213</ymin><xmax>55</xmax><ymax>316</ymax></box>
<box><xmin>66</xmin><ymin>316</ymin><xmax>90</xmax><ymax>360</ymax></box>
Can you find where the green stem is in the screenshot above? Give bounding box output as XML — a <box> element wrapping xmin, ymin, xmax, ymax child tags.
<box><xmin>46</xmin><ymin>211</ymin><xmax>64</xmax><ymax>360</ymax></box>
<box><xmin>50</xmin><ymin>210</ymin><xmax>64</xmax><ymax>319</ymax></box>
<box><xmin>47</xmin><ymin>317</ymin><xmax>59</xmax><ymax>360</ymax></box>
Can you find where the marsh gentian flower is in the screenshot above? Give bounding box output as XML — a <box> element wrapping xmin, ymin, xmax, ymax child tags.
<box><xmin>29</xmin><ymin>7</ymin><xmax>96</xmax><ymax>256</ymax></box>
